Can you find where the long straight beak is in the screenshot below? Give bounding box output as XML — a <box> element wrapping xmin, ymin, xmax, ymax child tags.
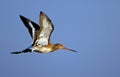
<box><xmin>63</xmin><ymin>47</ymin><xmax>77</xmax><ymax>52</ymax></box>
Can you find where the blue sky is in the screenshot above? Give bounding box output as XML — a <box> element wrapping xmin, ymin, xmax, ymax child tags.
<box><xmin>0</xmin><ymin>0</ymin><xmax>120</xmax><ymax>77</ymax></box>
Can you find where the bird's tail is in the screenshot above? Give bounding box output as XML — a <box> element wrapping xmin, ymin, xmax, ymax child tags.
<box><xmin>11</xmin><ymin>48</ymin><xmax>32</xmax><ymax>54</ymax></box>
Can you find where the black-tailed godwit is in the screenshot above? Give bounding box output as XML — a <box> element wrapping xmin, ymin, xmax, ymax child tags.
<box><xmin>11</xmin><ymin>11</ymin><xmax>77</xmax><ymax>54</ymax></box>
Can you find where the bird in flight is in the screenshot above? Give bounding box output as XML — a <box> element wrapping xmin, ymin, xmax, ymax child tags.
<box><xmin>11</xmin><ymin>11</ymin><xmax>77</xmax><ymax>54</ymax></box>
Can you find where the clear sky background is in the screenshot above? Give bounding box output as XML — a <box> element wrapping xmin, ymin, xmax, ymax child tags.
<box><xmin>0</xmin><ymin>0</ymin><xmax>120</xmax><ymax>77</ymax></box>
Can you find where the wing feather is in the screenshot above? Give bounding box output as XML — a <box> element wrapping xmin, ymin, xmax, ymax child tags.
<box><xmin>19</xmin><ymin>15</ymin><xmax>40</xmax><ymax>40</ymax></box>
<box><xmin>35</xmin><ymin>11</ymin><xmax>54</xmax><ymax>46</ymax></box>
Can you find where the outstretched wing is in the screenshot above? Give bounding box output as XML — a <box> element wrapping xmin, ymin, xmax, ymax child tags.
<box><xmin>35</xmin><ymin>11</ymin><xmax>54</xmax><ymax>46</ymax></box>
<box><xmin>19</xmin><ymin>15</ymin><xmax>40</xmax><ymax>40</ymax></box>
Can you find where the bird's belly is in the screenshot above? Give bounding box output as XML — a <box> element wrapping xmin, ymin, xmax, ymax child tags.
<box><xmin>33</xmin><ymin>46</ymin><xmax>52</xmax><ymax>53</ymax></box>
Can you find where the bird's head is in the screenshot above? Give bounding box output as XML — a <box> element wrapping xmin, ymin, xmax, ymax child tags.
<box><xmin>54</xmin><ymin>43</ymin><xmax>77</xmax><ymax>52</ymax></box>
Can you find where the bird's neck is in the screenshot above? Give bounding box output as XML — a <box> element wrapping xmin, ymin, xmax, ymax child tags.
<box><xmin>49</xmin><ymin>43</ymin><xmax>60</xmax><ymax>51</ymax></box>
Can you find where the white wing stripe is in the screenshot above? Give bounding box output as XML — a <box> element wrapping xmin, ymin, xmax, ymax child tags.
<box><xmin>28</xmin><ymin>21</ymin><xmax>35</xmax><ymax>40</ymax></box>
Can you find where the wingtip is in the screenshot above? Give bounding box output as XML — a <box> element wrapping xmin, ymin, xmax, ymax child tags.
<box><xmin>19</xmin><ymin>15</ymin><xmax>25</xmax><ymax>19</ymax></box>
<box><xmin>40</xmin><ymin>11</ymin><xmax>44</xmax><ymax>15</ymax></box>
<box><xmin>19</xmin><ymin>15</ymin><xmax>22</xmax><ymax>17</ymax></box>
<box><xmin>40</xmin><ymin>11</ymin><xmax>43</xmax><ymax>13</ymax></box>
<box><xmin>19</xmin><ymin>15</ymin><xmax>30</xmax><ymax>22</ymax></box>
